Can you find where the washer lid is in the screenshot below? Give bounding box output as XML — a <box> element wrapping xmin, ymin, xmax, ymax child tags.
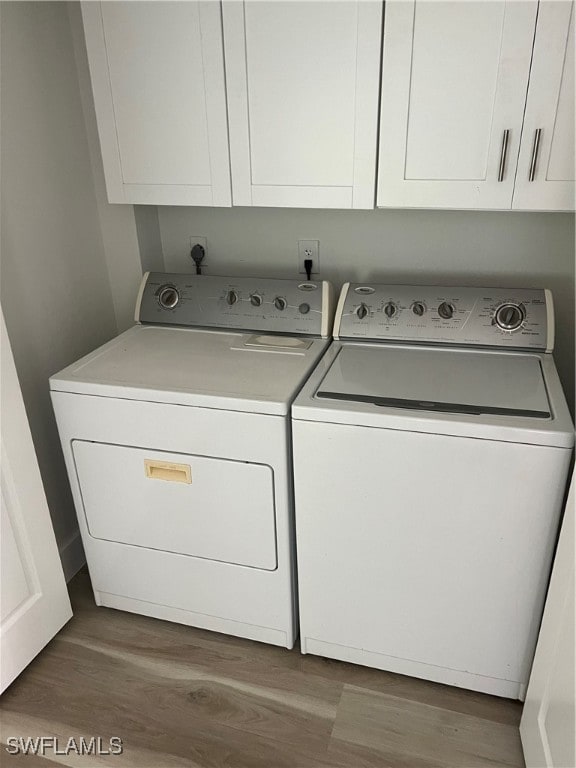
<box><xmin>316</xmin><ymin>345</ymin><xmax>551</xmax><ymax>418</ymax></box>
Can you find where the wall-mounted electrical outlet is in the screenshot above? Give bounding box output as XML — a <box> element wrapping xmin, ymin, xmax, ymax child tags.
<box><xmin>298</xmin><ymin>239</ymin><xmax>320</xmax><ymax>275</ymax></box>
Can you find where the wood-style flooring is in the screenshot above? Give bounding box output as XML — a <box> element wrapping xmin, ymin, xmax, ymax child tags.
<box><xmin>0</xmin><ymin>571</ymin><xmax>525</xmax><ymax>767</ymax></box>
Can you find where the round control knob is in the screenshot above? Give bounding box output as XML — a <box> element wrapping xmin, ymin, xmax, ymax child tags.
<box><xmin>274</xmin><ymin>296</ymin><xmax>287</xmax><ymax>311</ymax></box>
<box><xmin>158</xmin><ymin>285</ymin><xmax>180</xmax><ymax>310</ymax></box>
<box><xmin>356</xmin><ymin>303</ymin><xmax>369</xmax><ymax>319</ymax></box>
<box><xmin>384</xmin><ymin>302</ymin><xmax>397</xmax><ymax>319</ymax></box>
<box><xmin>226</xmin><ymin>290</ymin><xmax>238</xmax><ymax>306</ymax></box>
<box><xmin>299</xmin><ymin>302</ymin><xmax>311</xmax><ymax>315</ymax></box>
<box><xmin>412</xmin><ymin>301</ymin><xmax>426</xmax><ymax>317</ymax></box>
<box><xmin>250</xmin><ymin>293</ymin><xmax>263</xmax><ymax>307</ymax></box>
<box><xmin>437</xmin><ymin>301</ymin><xmax>454</xmax><ymax>319</ymax></box>
<box><xmin>495</xmin><ymin>303</ymin><xmax>525</xmax><ymax>331</ymax></box>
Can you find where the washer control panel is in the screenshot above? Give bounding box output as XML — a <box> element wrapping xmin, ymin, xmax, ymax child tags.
<box><xmin>336</xmin><ymin>284</ymin><xmax>553</xmax><ymax>350</ymax></box>
<box><xmin>137</xmin><ymin>273</ymin><xmax>334</xmax><ymax>337</ymax></box>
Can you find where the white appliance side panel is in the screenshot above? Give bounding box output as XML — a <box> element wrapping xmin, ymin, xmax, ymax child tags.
<box><xmin>73</xmin><ymin>441</ymin><xmax>277</xmax><ymax>570</ymax></box>
<box><xmin>293</xmin><ymin>420</ymin><xmax>571</xmax><ymax>691</ymax></box>
<box><xmin>51</xmin><ymin>393</ymin><xmax>296</xmax><ymax>642</ymax></box>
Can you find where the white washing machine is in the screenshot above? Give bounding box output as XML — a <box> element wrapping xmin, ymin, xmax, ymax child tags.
<box><xmin>292</xmin><ymin>283</ymin><xmax>574</xmax><ymax>698</ymax></box>
<box><xmin>51</xmin><ymin>273</ymin><xmax>334</xmax><ymax>648</ymax></box>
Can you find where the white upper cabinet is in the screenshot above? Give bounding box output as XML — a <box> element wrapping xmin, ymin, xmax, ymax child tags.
<box><xmin>81</xmin><ymin>1</ymin><xmax>573</xmax><ymax>211</ymax></box>
<box><xmin>377</xmin><ymin>1</ymin><xmax>538</xmax><ymax>209</ymax></box>
<box><xmin>513</xmin><ymin>1</ymin><xmax>575</xmax><ymax>211</ymax></box>
<box><xmin>222</xmin><ymin>1</ymin><xmax>382</xmax><ymax>209</ymax></box>
<box><xmin>81</xmin><ymin>2</ymin><xmax>231</xmax><ymax>206</ymax></box>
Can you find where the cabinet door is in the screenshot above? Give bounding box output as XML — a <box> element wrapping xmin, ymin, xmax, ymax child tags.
<box><xmin>377</xmin><ymin>1</ymin><xmax>537</xmax><ymax>209</ymax></box>
<box><xmin>222</xmin><ymin>1</ymin><xmax>382</xmax><ymax>209</ymax></box>
<box><xmin>513</xmin><ymin>1</ymin><xmax>575</xmax><ymax>211</ymax></box>
<box><xmin>81</xmin><ymin>2</ymin><xmax>231</xmax><ymax>206</ymax></box>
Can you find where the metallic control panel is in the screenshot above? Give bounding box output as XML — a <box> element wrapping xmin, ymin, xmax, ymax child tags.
<box><xmin>136</xmin><ymin>273</ymin><xmax>333</xmax><ymax>337</ymax></box>
<box><xmin>335</xmin><ymin>284</ymin><xmax>553</xmax><ymax>351</ymax></box>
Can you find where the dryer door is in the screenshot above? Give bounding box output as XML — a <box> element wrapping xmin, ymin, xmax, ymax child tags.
<box><xmin>72</xmin><ymin>441</ymin><xmax>277</xmax><ymax>570</ymax></box>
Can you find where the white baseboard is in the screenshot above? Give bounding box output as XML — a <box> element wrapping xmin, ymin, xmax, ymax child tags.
<box><xmin>59</xmin><ymin>530</ymin><xmax>86</xmax><ymax>582</ymax></box>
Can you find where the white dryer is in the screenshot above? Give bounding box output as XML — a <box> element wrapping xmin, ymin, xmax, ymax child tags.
<box><xmin>51</xmin><ymin>273</ymin><xmax>334</xmax><ymax>648</ymax></box>
<box><xmin>292</xmin><ymin>283</ymin><xmax>573</xmax><ymax>698</ymax></box>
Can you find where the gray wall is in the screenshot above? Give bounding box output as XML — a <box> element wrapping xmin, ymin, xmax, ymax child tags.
<box><xmin>134</xmin><ymin>206</ymin><xmax>165</xmax><ymax>274</ymax></box>
<box><xmin>0</xmin><ymin>2</ymin><xmax>118</xmax><ymax>572</ymax></box>
<box><xmin>158</xmin><ymin>206</ymin><xmax>575</xmax><ymax>414</ymax></box>
<box><xmin>68</xmin><ymin>2</ymin><xmax>145</xmax><ymax>332</ymax></box>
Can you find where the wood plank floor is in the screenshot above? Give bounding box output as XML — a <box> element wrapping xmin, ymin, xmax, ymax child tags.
<box><xmin>0</xmin><ymin>571</ymin><xmax>525</xmax><ymax>767</ymax></box>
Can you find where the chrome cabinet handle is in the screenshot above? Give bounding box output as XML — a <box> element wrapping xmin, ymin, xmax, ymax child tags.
<box><xmin>498</xmin><ymin>129</ymin><xmax>510</xmax><ymax>182</ymax></box>
<box><xmin>529</xmin><ymin>128</ymin><xmax>542</xmax><ymax>182</ymax></box>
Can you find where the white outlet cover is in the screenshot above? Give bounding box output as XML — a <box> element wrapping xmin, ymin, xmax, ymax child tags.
<box><xmin>298</xmin><ymin>240</ymin><xmax>320</xmax><ymax>274</ymax></box>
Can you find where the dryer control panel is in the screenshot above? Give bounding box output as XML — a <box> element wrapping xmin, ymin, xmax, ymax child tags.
<box><xmin>335</xmin><ymin>284</ymin><xmax>553</xmax><ymax>351</ymax></box>
<box><xmin>136</xmin><ymin>273</ymin><xmax>335</xmax><ymax>338</ymax></box>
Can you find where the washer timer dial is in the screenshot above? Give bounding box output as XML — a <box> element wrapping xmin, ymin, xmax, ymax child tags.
<box><xmin>494</xmin><ymin>303</ymin><xmax>525</xmax><ymax>332</ymax></box>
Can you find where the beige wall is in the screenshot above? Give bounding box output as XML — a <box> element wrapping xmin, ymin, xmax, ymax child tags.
<box><xmin>0</xmin><ymin>2</ymin><xmax>120</xmax><ymax>574</ymax></box>
<box><xmin>158</xmin><ymin>206</ymin><xmax>575</xmax><ymax>414</ymax></box>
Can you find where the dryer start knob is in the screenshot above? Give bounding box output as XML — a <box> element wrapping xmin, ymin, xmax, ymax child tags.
<box><xmin>226</xmin><ymin>290</ymin><xmax>238</xmax><ymax>306</ymax></box>
<box><xmin>158</xmin><ymin>285</ymin><xmax>180</xmax><ymax>310</ymax></box>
